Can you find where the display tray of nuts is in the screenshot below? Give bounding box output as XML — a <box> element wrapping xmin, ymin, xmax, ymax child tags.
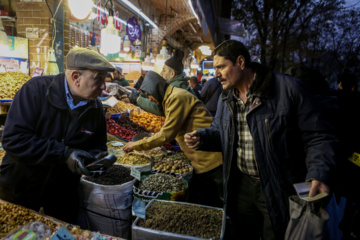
<box><xmin>133</xmin><ymin>173</ymin><xmax>188</xmax><ymax>203</ymax></box>
<box><xmin>132</xmin><ymin>200</ymin><xmax>225</xmax><ymax>240</ymax></box>
<box><xmin>152</xmin><ymin>158</ymin><xmax>193</xmax><ymax>183</ymax></box>
<box><xmin>116</xmin><ymin>152</ymin><xmax>153</xmax><ymax>172</ymax></box>
<box><xmin>0</xmin><ymin>199</ymin><xmax>66</xmax><ymax>237</ymax></box>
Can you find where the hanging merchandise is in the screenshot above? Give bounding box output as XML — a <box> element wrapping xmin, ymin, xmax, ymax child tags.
<box><xmin>100</xmin><ymin>0</ymin><xmax>121</xmax><ymax>55</ymax></box>
<box><xmin>123</xmin><ymin>34</ymin><xmax>131</xmax><ymax>52</ymax></box>
<box><xmin>141</xmin><ymin>49</ymin><xmax>154</xmax><ymax>71</ymax></box>
<box><xmin>154</xmin><ymin>40</ymin><xmax>170</xmax><ymax>74</ymax></box>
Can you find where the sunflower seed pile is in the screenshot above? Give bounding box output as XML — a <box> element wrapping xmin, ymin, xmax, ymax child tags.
<box><xmin>138</xmin><ymin>173</ymin><xmax>185</xmax><ymax>192</ymax></box>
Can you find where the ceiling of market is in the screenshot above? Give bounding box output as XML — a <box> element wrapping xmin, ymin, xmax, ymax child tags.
<box><xmin>115</xmin><ymin>0</ymin><xmax>215</xmax><ymax>60</ymax></box>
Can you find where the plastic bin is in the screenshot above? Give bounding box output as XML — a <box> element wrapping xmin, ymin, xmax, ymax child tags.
<box><xmin>132</xmin><ymin>199</ymin><xmax>225</xmax><ymax>240</ymax></box>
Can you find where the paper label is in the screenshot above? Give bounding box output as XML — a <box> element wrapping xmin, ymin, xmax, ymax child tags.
<box><xmin>348</xmin><ymin>152</ymin><xmax>360</xmax><ymax>167</ymax></box>
<box><xmin>131</xmin><ymin>166</ymin><xmax>141</xmax><ymax>181</ymax></box>
<box><xmin>50</xmin><ymin>226</ymin><xmax>74</xmax><ymax>240</ymax></box>
<box><xmin>101</xmin><ymin>96</ymin><xmax>118</xmax><ymax>108</ymax></box>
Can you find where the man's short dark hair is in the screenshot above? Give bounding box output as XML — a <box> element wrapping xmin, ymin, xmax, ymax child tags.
<box><xmin>213</xmin><ymin>40</ymin><xmax>251</xmax><ymax>67</ymax></box>
<box><xmin>190</xmin><ymin>76</ymin><xmax>199</xmax><ymax>85</ymax></box>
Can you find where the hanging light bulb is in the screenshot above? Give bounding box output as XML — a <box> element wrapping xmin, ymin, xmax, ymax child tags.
<box><xmin>100</xmin><ymin>0</ymin><xmax>121</xmax><ymax>55</ymax></box>
<box><xmin>142</xmin><ymin>49</ymin><xmax>154</xmax><ymax>71</ymax></box>
<box><xmin>123</xmin><ymin>35</ymin><xmax>131</xmax><ymax>52</ymax></box>
<box><xmin>154</xmin><ymin>40</ymin><xmax>171</xmax><ymax>74</ymax></box>
<box><xmin>0</xmin><ymin>20</ymin><xmax>10</xmax><ymax>56</ymax></box>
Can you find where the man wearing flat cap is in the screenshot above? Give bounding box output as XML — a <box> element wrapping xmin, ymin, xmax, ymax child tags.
<box><xmin>128</xmin><ymin>49</ymin><xmax>196</xmax><ymax>116</ymax></box>
<box><xmin>0</xmin><ymin>48</ymin><xmax>114</xmax><ymax>223</ymax></box>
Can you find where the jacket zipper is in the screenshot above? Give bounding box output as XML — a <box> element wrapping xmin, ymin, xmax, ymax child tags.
<box><xmin>264</xmin><ymin>118</ymin><xmax>282</xmax><ymax>192</ymax></box>
<box><xmin>265</xmin><ymin>118</ymin><xmax>274</xmax><ymax>152</ymax></box>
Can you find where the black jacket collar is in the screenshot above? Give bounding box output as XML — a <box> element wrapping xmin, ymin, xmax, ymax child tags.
<box><xmin>46</xmin><ymin>73</ymin><xmax>99</xmax><ymax>110</ymax></box>
<box><xmin>221</xmin><ymin>62</ymin><xmax>274</xmax><ymax>101</ymax></box>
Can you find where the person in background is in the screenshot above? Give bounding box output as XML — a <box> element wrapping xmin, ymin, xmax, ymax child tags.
<box><xmin>105</xmin><ymin>72</ymin><xmax>113</xmax><ymax>82</ymax></box>
<box><xmin>127</xmin><ymin>49</ymin><xmax>196</xmax><ymax>116</ymax></box>
<box><xmin>184</xmin><ymin>40</ymin><xmax>337</xmax><ymax>239</ymax></box>
<box><xmin>189</xmin><ymin>76</ymin><xmax>202</xmax><ymax>99</ymax></box>
<box><xmin>200</xmin><ymin>78</ymin><xmax>207</xmax><ymax>86</ymax></box>
<box><xmin>0</xmin><ymin>48</ymin><xmax>114</xmax><ymax>223</ymax></box>
<box><xmin>134</xmin><ymin>69</ymin><xmax>147</xmax><ymax>90</ymax></box>
<box><xmin>113</xmin><ymin>67</ymin><xmax>130</xmax><ymax>87</ymax></box>
<box><xmin>200</xmin><ymin>77</ymin><xmax>223</xmax><ymax>116</ymax></box>
<box><xmin>123</xmin><ymin>71</ymin><xmax>223</xmax><ymax>207</ymax></box>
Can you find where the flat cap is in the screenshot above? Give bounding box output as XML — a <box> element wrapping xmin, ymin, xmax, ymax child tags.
<box><xmin>66</xmin><ymin>47</ymin><xmax>115</xmax><ymax>72</ymax></box>
<box><xmin>115</xmin><ymin>67</ymin><xmax>122</xmax><ymax>74</ymax></box>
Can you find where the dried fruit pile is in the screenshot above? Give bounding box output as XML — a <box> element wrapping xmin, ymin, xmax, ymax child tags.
<box><xmin>0</xmin><ymin>149</ymin><xmax>5</xmax><ymax>162</ymax></box>
<box><xmin>116</xmin><ymin>153</ymin><xmax>151</xmax><ymax>165</ymax></box>
<box><xmin>137</xmin><ymin>201</ymin><xmax>222</xmax><ymax>239</ymax></box>
<box><xmin>84</xmin><ymin>165</ymin><xmax>134</xmax><ymax>185</ymax></box>
<box><xmin>0</xmin><ymin>72</ymin><xmax>30</xmax><ymax>99</ymax></box>
<box><xmin>106</xmin><ymin>101</ymin><xmax>141</xmax><ymax>114</ymax></box>
<box><xmin>0</xmin><ymin>202</ymin><xmax>59</xmax><ymax>234</ymax></box>
<box><xmin>166</xmin><ymin>151</ymin><xmax>190</xmax><ymax>164</ymax></box>
<box><xmin>106</xmin><ymin>119</ymin><xmax>136</xmax><ymax>141</ymax></box>
<box><xmin>154</xmin><ymin>158</ymin><xmax>192</xmax><ymax>174</ymax></box>
<box><xmin>117</xmin><ymin>116</ymin><xmax>150</xmax><ymax>134</ymax></box>
<box><xmin>130</xmin><ymin>112</ymin><xmax>165</xmax><ymax>133</ymax></box>
<box><xmin>138</xmin><ymin>173</ymin><xmax>186</xmax><ymax>193</ymax></box>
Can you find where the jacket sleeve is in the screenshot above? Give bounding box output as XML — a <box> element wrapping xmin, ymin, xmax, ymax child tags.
<box><xmin>200</xmin><ymin>80</ymin><xmax>211</xmax><ymax>103</ymax></box>
<box><xmin>2</xmin><ymin>81</ymin><xmax>66</xmax><ymax>166</ymax></box>
<box><xmin>292</xmin><ymin>79</ymin><xmax>337</xmax><ymax>184</ymax></box>
<box><xmin>132</xmin><ymin>94</ymin><xmax>192</xmax><ymax>150</ymax></box>
<box><xmin>137</xmin><ymin>96</ymin><xmax>165</xmax><ymax>116</ymax></box>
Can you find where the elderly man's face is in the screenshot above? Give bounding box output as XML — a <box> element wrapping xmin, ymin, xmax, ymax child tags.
<box><xmin>72</xmin><ymin>70</ymin><xmax>107</xmax><ymax>100</ymax></box>
<box><xmin>160</xmin><ymin>65</ymin><xmax>174</xmax><ymax>82</ymax></box>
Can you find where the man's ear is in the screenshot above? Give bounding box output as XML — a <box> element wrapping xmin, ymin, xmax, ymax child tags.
<box><xmin>237</xmin><ymin>55</ymin><xmax>246</xmax><ymax>70</ymax></box>
<box><xmin>171</xmin><ymin>69</ymin><xmax>176</xmax><ymax>78</ymax></box>
<box><xmin>71</xmin><ymin>70</ymin><xmax>81</xmax><ymax>86</ymax></box>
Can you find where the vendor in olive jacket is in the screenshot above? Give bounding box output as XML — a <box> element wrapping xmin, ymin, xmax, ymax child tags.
<box><xmin>0</xmin><ymin>48</ymin><xmax>114</xmax><ymax>223</ymax></box>
<box><xmin>128</xmin><ymin>49</ymin><xmax>196</xmax><ymax>116</ymax></box>
<box><xmin>184</xmin><ymin>40</ymin><xmax>337</xmax><ymax>239</ymax></box>
<box><xmin>123</xmin><ymin>71</ymin><xmax>223</xmax><ymax>207</ymax></box>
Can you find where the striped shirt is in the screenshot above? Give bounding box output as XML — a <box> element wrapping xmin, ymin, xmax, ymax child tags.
<box><xmin>232</xmin><ymin>89</ymin><xmax>260</xmax><ymax>177</ymax></box>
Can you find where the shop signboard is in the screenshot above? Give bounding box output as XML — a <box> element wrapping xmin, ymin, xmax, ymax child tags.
<box><xmin>126</xmin><ymin>17</ymin><xmax>141</xmax><ymax>45</ymax></box>
<box><xmin>96</xmin><ymin>0</ymin><xmax>122</xmax><ymax>31</ymax></box>
<box><xmin>0</xmin><ymin>36</ymin><xmax>29</xmax><ymax>74</ymax></box>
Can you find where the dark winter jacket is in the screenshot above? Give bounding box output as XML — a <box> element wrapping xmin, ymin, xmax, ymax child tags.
<box><xmin>196</xmin><ymin>63</ymin><xmax>337</xmax><ymax>238</ymax></box>
<box><xmin>134</xmin><ymin>76</ymin><xmax>144</xmax><ymax>90</ymax></box>
<box><xmin>192</xmin><ymin>84</ymin><xmax>202</xmax><ymax>100</ymax></box>
<box><xmin>200</xmin><ymin>77</ymin><xmax>222</xmax><ymax>113</ymax></box>
<box><xmin>0</xmin><ymin>73</ymin><xmax>107</xmax><ymax>222</ymax></box>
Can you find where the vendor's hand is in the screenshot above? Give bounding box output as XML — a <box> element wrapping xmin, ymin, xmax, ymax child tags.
<box><xmin>121</xmin><ymin>95</ymin><xmax>130</xmax><ymax>103</ymax></box>
<box><xmin>123</xmin><ymin>142</ymin><xmax>135</xmax><ymax>153</ymax></box>
<box><xmin>184</xmin><ymin>130</ymin><xmax>200</xmax><ymax>149</ymax></box>
<box><xmin>309</xmin><ymin>179</ymin><xmax>329</xmax><ymax>197</ymax></box>
<box><xmin>65</xmin><ymin>149</ymin><xmax>95</xmax><ymax>176</ymax></box>
<box><xmin>128</xmin><ymin>89</ymin><xmax>140</xmax><ymax>105</ymax></box>
<box><xmin>105</xmin><ymin>112</ymin><xmax>112</xmax><ymax>120</ymax></box>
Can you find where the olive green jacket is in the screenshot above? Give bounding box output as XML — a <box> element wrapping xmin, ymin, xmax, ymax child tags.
<box><xmin>137</xmin><ymin>73</ymin><xmax>196</xmax><ymax>116</ymax></box>
<box><xmin>132</xmin><ymin>85</ymin><xmax>223</xmax><ymax>174</ymax></box>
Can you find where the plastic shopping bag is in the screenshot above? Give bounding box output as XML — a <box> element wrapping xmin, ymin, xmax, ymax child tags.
<box><xmin>285</xmin><ymin>195</ymin><xmax>329</xmax><ymax>240</ymax></box>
